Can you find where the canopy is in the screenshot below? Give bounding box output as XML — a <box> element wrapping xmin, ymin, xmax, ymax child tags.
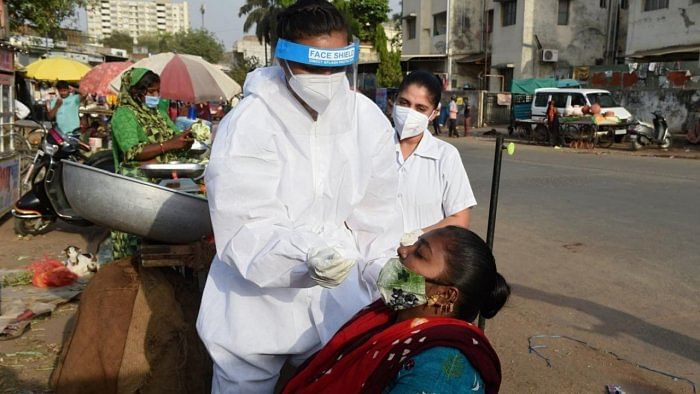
<box><xmin>23</xmin><ymin>57</ymin><xmax>92</xmax><ymax>83</ymax></box>
<box><xmin>511</xmin><ymin>78</ymin><xmax>581</xmax><ymax>94</ymax></box>
<box><xmin>110</xmin><ymin>53</ymin><xmax>241</xmax><ymax>102</ymax></box>
<box><xmin>79</xmin><ymin>61</ymin><xmax>133</xmax><ymax>96</ymax></box>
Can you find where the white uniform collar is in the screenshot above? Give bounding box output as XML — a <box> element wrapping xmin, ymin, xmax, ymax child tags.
<box><xmin>395</xmin><ymin>129</ymin><xmax>440</xmax><ymax>163</ymax></box>
<box><xmin>413</xmin><ymin>130</ymin><xmax>440</xmax><ymax>159</ymax></box>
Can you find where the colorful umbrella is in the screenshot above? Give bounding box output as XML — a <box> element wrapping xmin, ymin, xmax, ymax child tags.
<box><xmin>110</xmin><ymin>53</ymin><xmax>241</xmax><ymax>102</ymax></box>
<box><xmin>79</xmin><ymin>61</ymin><xmax>133</xmax><ymax>96</ymax></box>
<box><xmin>24</xmin><ymin>57</ymin><xmax>92</xmax><ymax>83</ymax></box>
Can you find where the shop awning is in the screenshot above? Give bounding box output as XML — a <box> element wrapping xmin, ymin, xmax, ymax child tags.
<box><xmin>400</xmin><ymin>54</ymin><xmax>446</xmax><ymax>61</ymax></box>
<box><xmin>626</xmin><ymin>44</ymin><xmax>700</xmax><ymax>60</ymax></box>
<box><xmin>456</xmin><ymin>53</ymin><xmax>486</xmax><ymax>64</ymax></box>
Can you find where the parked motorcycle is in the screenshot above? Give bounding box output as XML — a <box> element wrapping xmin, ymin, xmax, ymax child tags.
<box><xmin>628</xmin><ymin>112</ymin><xmax>672</xmax><ymax>151</ymax></box>
<box><xmin>12</xmin><ymin>121</ymin><xmax>115</xmax><ymax>235</ymax></box>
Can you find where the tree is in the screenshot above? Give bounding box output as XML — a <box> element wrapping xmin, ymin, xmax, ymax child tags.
<box><xmin>7</xmin><ymin>0</ymin><xmax>88</xmax><ymax>38</ymax></box>
<box><xmin>349</xmin><ymin>0</ymin><xmax>389</xmax><ymax>41</ymax></box>
<box><xmin>374</xmin><ymin>24</ymin><xmax>402</xmax><ymax>88</ymax></box>
<box><xmin>229</xmin><ymin>55</ymin><xmax>261</xmax><ymax>86</ymax></box>
<box><xmin>238</xmin><ymin>0</ymin><xmax>292</xmax><ymax>63</ymax></box>
<box><xmin>136</xmin><ymin>33</ymin><xmax>173</xmax><ymax>53</ymax></box>
<box><xmin>169</xmin><ymin>29</ymin><xmax>225</xmax><ymax>63</ymax></box>
<box><xmin>101</xmin><ymin>31</ymin><xmax>133</xmax><ymax>51</ymax></box>
<box><xmin>136</xmin><ymin>30</ymin><xmax>225</xmax><ymax>64</ymax></box>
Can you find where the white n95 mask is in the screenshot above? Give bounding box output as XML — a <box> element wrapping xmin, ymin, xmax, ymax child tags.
<box><xmin>393</xmin><ymin>105</ymin><xmax>431</xmax><ymax>140</ymax></box>
<box><xmin>284</xmin><ymin>61</ymin><xmax>347</xmax><ymax>114</ymax></box>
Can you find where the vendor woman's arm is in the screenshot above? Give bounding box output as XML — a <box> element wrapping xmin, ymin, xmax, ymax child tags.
<box><xmin>112</xmin><ymin>107</ymin><xmax>192</xmax><ymax>162</ymax></box>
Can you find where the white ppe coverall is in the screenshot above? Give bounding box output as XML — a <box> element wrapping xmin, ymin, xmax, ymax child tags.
<box><xmin>196</xmin><ymin>66</ymin><xmax>402</xmax><ymax>393</ymax></box>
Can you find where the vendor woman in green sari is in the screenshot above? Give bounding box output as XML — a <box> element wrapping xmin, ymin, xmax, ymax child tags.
<box><xmin>110</xmin><ymin>67</ymin><xmax>193</xmax><ymax>259</ymax></box>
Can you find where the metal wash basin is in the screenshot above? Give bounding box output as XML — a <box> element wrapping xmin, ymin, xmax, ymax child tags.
<box><xmin>62</xmin><ymin>160</ymin><xmax>212</xmax><ymax>244</ymax></box>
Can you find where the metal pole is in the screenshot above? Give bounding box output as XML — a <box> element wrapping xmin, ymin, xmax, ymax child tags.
<box><xmin>479</xmin><ymin>135</ymin><xmax>505</xmax><ymax>330</ymax></box>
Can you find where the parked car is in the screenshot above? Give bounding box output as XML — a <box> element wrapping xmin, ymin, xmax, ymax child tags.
<box><xmin>531</xmin><ymin>88</ymin><xmax>632</xmax><ymax>121</ymax></box>
<box><xmin>531</xmin><ymin>88</ymin><xmax>632</xmax><ymax>139</ymax></box>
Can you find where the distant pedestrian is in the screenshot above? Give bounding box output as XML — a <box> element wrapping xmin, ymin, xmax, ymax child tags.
<box><xmin>546</xmin><ymin>99</ymin><xmax>561</xmax><ymax>147</ymax></box>
<box><xmin>432</xmin><ymin>101</ymin><xmax>442</xmax><ymax>135</ymax></box>
<box><xmin>47</xmin><ymin>81</ymin><xmax>83</xmax><ymax>137</ymax></box>
<box><xmin>463</xmin><ymin>97</ymin><xmax>471</xmax><ymax>137</ymax></box>
<box><xmin>448</xmin><ymin>95</ymin><xmax>458</xmax><ymax>137</ymax></box>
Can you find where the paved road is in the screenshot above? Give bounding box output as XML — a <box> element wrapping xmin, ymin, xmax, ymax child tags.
<box><xmin>450</xmin><ymin>137</ymin><xmax>700</xmax><ymax>390</ymax></box>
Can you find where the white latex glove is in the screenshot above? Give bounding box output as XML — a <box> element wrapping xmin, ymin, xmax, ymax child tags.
<box><xmin>400</xmin><ymin>229</ymin><xmax>423</xmax><ymax>246</ymax></box>
<box><xmin>307</xmin><ymin>247</ymin><xmax>357</xmax><ymax>288</ymax></box>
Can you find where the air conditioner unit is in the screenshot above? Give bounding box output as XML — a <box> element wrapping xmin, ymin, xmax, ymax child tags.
<box><xmin>542</xmin><ymin>49</ymin><xmax>558</xmax><ymax>62</ymax></box>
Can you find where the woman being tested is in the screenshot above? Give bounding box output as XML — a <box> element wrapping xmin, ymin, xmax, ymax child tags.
<box><xmin>392</xmin><ymin>71</ymin><xmax>477</xmax><ymax>246</ymax></box>
<box><xmin>284</xmin><ymin>226</ymin><xmax>510</xmax><ymax>393</ymax></box>
<box><xmin>110</xmin><ymin>68</ymin><xmax>193</xmax><ymax>258</ymax></box>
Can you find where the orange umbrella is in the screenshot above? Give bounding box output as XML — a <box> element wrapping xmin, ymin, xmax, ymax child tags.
<box><xmin>79</xmin><ymin>61</ymin><xmax>133</xmax><ymax>96</ymax></box>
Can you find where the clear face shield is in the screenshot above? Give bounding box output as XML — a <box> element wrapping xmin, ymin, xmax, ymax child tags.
<box><xmin>274</xmin><ymin>37</ymin><xmax>360</xmax><ymax>119</ymax></box>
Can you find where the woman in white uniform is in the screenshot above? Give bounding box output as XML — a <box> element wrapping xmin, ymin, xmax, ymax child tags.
<box><xmin>196</xmin><ymin>1</ymin><xmax>402</xmax><ymax>392</ymax></box>
<box><xmin>393</xmin><ymin>71</ymin><xmax>477</xmax><ymax>245</ymax></box>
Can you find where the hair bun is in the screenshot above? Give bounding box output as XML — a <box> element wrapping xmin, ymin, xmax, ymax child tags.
<box><xmin>479</xmin><ymin>272</ymin><xmax>510</xmax><ymax>319</ymax></box>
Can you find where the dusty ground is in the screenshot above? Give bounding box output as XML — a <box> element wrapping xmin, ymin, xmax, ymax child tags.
<box><xmin>0</xmin><ymin>218</ymin><xmax>107</xmax><ymax>392</ymax></box>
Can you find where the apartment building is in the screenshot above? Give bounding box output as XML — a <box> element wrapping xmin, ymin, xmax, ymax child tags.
<box><xmin>489</xmin><ymin>0</ymin><xmax>627</xmax><ymax>90</ymax></box>
<box><xmin>401</xmin><ymin>0</ymin><xmax>489</xmax><ymax>89</ymax></box>
<box><xmin>401</xmin><ymin>0</ymin><xmax>629</xmax><ymax>91</ymax></box>
<box><xmin>625</xmin><ymin>0</ymin><xmax>700</xmax><ymax>62</ymax></box>
<box><xmin>86</xmin><ymin>0</ymin><xmax>189</xmax><ymax>45</ymax></box>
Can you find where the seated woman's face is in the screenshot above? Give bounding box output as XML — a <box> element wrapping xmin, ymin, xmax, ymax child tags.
<box><xmin>396</xmin><ymin>84</ymin><xmax>436</xmax><ymax>119</ymax></box>
<box><xmin>397</xmin><ymin>229</ymin><xmax>448</xmax><ymax>282</ymax></box>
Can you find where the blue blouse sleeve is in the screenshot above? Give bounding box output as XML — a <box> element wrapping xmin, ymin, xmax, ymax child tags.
<box><xmin>385</xmin><ymin>347</ymin><xmax>485</xmax><ymax>394</ymax></box>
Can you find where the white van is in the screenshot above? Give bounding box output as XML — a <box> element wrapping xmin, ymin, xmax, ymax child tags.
<box><xmin>531</xmin><ymin>88</ymin><xmax>632</xmax><ymax>127</ymax></box>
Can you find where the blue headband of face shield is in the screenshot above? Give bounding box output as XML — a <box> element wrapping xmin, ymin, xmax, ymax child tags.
<box><xmin>274</xmin><ymin>38</ymin><xmax>359</xmax><ymax>67</ymax></box>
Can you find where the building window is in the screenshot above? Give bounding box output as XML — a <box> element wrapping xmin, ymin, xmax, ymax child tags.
<box><xmin>600</xmin><ymin>0</ymin><xmax>606</xmax><ymax>8</ymax></box>
<box><xmin>501</xmin><ymin>1</ymin><xmax>517</xmax><ymax>27</ymax></box>
<box><xmin>644</xmin><ymin>0</ymin><xmax>669</xmax><ymax>11</ymax></box>
<box><xmin>621</xmin><ymin>0</ymin><xmax>629</xmax><ymax>9</ymax></box>
<box><xmin>406</xmin><ymin>17</ymin><xmax>416</xmax><ymax>40</ymax></box>
<box><xmin>691</xmin><ymin>0</ymin><xmax>700</xmax><ymax>4</ymax></box>
<box><xmin>433</xmin><ymin>12</ymin><xmax>447</xmax><ymax>36</ymax></box>
<box><xmin>558</xmin><ymin>0</ymin><xmax>569</xmax><ymax>25</ymax></box>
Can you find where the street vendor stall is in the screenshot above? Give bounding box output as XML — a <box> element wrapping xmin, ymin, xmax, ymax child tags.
<box><xmin>0</xmin><ymin>43</ymin><xmax>20</xmax><ymax>217</ymax></box>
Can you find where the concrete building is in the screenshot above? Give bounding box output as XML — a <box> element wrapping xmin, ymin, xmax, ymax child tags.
<box><xmin>625</xmin><ymin>0</ymin><xmax>700</xmax><ymax>62</ymax></box>
<box><xmin>400</xmin><ymin>0</ymin><xmax>490</xmax><ymax>90</ymax></box>
<box><xmin>489</xmin><ymin>0</ymin><xmax>628</xmax><ymax>90</ymax></box>
<box><xmin>86</xmin><ymin>0</ymin><xmax>189</xmax><ymax>45</ymax></box>
<box><xmin>232</xmin><ymin>35</ymin><xmax>271</xmax><ymax>66</ymax></box>
<box><xmin>400</xmin><ymin>0</ymin><xmax>630</xmax><ymax>91</ymax></box>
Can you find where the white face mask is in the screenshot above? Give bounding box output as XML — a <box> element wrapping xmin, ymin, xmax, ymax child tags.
<box><xmin>393</xmin><ymin>105</ymin><xmax>432</xmax><ymax>140</ymax></box>
<box><xmin>284</xmin><ymin>61</ymin><xmax>347</xmax><ymax>114</ymax></box>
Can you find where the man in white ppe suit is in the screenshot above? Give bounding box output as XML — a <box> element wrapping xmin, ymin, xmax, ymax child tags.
<box><xmin>196</xmin><ymin>1</ymin><xmax>402</xmax><ymax>392</ymax></box>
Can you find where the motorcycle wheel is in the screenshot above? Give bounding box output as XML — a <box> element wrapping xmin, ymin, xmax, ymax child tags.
<box><xmin>660</xmin><ymin>135</ymin><xmax>672</xmax><ymax>149</ymax></box>
<box><xmin>631</xmin><ymin>139</ymin><xmax>642</xmax><ymax>151</ymax></box>
<box><xmin>14</xmin><ymin>217</ymin><xmax>56</xmax><ymax>236</ymax></box>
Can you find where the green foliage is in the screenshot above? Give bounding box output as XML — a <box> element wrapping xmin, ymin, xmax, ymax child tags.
<box><xmin>349</xmin><ymin>0</ymin><xmax>389</xmax><ymax>41</ymax></box>
<box><xmin>136</xmin><ymin>30</ymin><xmax>225</xmax><ymax>64</ymax></box>
<box><xmin>372</xmin><ymin>24</ymin><xmax>387</xmax><ymax>54</ymax></box>
<box><xmin>376</xmin><ymin>49</ymin><xmax>402</xmax><ymax>88</ymax></box>
<box><xmin>229</xmin><ymin>55</ymin><xmax>261</xmax><ymax>86</ymax></box>
<box><xmin>239</xmin><ymin>0</ymin><xmax>289</xmax><ymax>48</ymax></box>
<box><xmin>332</xmin><ymin>0</ymin><xmax>361</xmax><ymax>39</ymax></box>
<box><xmin>169</xmin><ymin>29</ymin><xmax>225</xmax><ymax>64</ymax></box>
<box><xmin>6</xmin><ymin>0</ymin><xmax>86</xmax><ymax>37</ymax></box>
<box><xmin>373</xmin><ymin>23</ymin><xmax>402</xmax><ymax>88</ymax></box>
<box><xmin>101</xmin><ymin>31</ymin><xmax>133</xmax><ymax>51</ymax></box>
<box><xmin>136</xmin><ymin>33</ymin><xmax>173</xmax><ymax>53</ymax></box>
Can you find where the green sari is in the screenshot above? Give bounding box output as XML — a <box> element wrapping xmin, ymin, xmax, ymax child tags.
<box><xmin>109</xmin><ymin>68</ymin><xmax>184</xmax><ymax>259</ymax></box>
